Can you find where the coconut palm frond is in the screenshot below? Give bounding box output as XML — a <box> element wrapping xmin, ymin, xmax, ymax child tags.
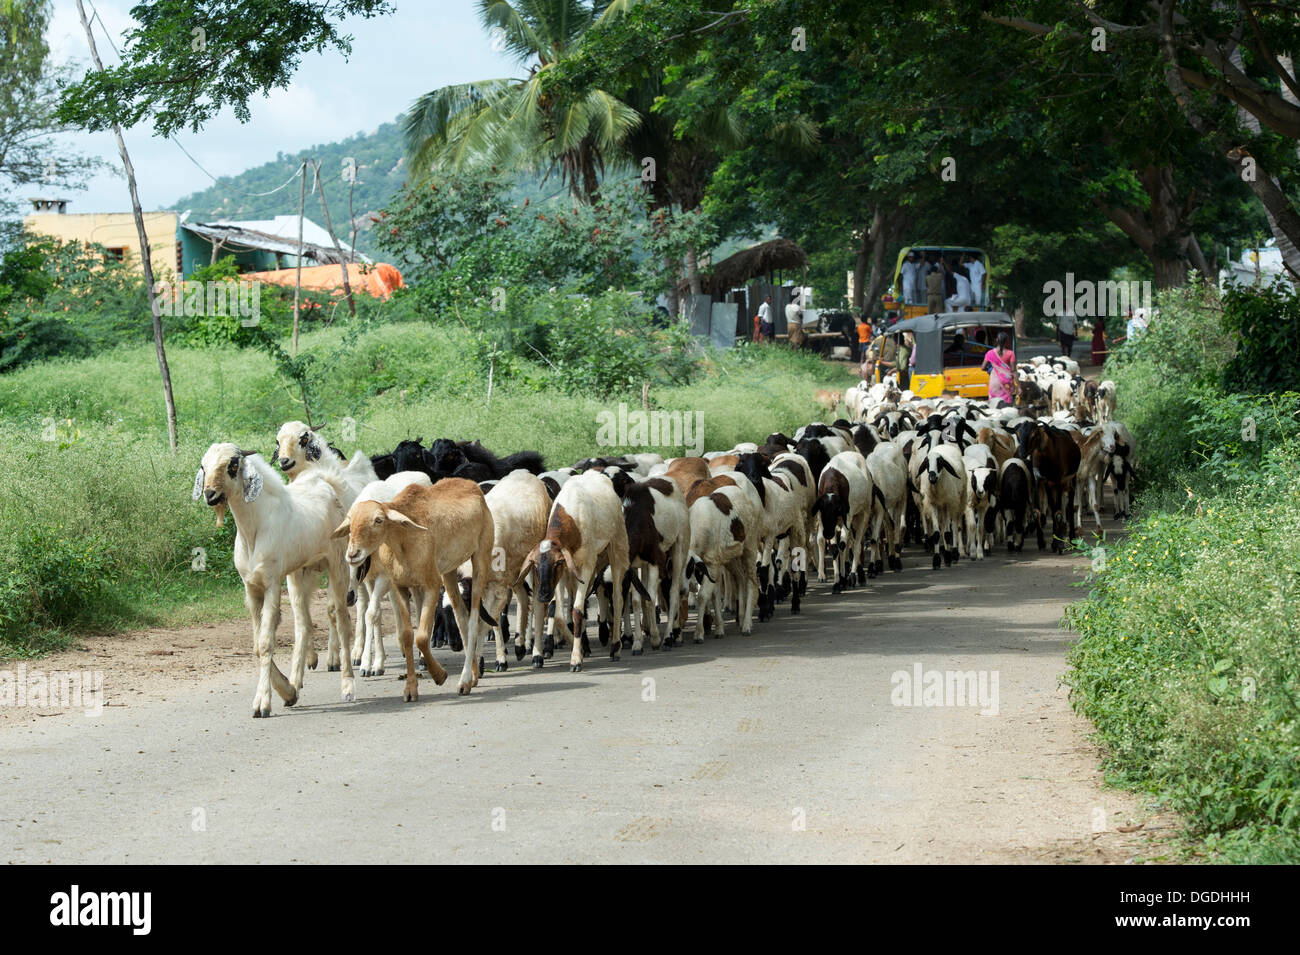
<box><xmin>404</xmin><ymin>79</ymin><xmax>517</xmax><ymax>175</ymax></box>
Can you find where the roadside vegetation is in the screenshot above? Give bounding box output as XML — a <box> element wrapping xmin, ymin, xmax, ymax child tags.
<box><xmin>1064</xmin><ymin>280</ymin><xmax>1300</xmax><ymax>863</ymax></box>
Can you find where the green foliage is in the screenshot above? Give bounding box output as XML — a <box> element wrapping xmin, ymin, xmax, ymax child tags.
<box><xmin>56</xmin><ymin>0</ymin><xmax>394</xmax><ymax>137</ymax></box>
<box><xmin>1063</xmin><ymin>465</ymin><xmax>1300</xmax><ymax>862</ymax></box>
<box><xmin>1068</xmin><ymin>278</ymin><xmax>1300</xmax><ymax>862</ymax></box>
<box><xmin>0</xmin><ymin>236</ymin><xmax>150</xmax><ymax>372</ymax></box>
<box><xmin>1221</xmin><ymin>281</ymin><xmax>1300</xmax><ymax>395</ymax></box>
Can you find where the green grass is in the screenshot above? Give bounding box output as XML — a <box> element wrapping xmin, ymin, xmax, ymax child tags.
<box><xmin>1062</xmin><ymin>283</ymin><xmax>1300</xmax><ymax>863</ymax></box>
<box><xmin>0</xmin><ymin>321</ymin><xmax>851</xmax><ymax>656</ymax></box>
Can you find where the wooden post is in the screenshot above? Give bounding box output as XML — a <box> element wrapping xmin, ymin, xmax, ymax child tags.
<box><xmin>75</xmin><ymin>0</ymin><xmax>178</xmax><ymax>451</ymax></box>
<box><xmin>311</xmin><ymin>159</ymin><xmax>356</xmax><ymax>317</ymax></box>
<box><xmin>292</xmin><ymin>160</ymin><xmax>305</xmax><ymax>354</ymax></box>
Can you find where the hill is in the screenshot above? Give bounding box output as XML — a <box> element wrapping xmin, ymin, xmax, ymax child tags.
<box><xmin>169</xmin><ymin>117</ymin><xmax>571</xmax><ymax>261</ymax></box>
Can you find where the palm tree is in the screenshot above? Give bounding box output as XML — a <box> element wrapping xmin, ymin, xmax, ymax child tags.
<box><xmin>403</xmin><ymin>0</ymin><xmax>638</xmax><ymax>201</ymax></box>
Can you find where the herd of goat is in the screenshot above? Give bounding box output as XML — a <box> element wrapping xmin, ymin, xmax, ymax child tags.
<box><xmin>191</xmin><ymin>353</ymin><xmax>1135</xmax><ymax>718</ymax></box>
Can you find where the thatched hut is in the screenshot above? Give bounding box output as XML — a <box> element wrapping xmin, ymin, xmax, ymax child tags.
<box><xmin>680</xmin><ymin>238</ymin><xmax>809</xmax><ymax>298</ymax></box>
<box><xmin>679</xmin><ymin>238</ymin><xmax>810</xmax><ymax>345</ymax></box>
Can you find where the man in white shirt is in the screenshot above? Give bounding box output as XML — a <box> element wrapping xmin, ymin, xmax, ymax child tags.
<box><xmin>1058</xmin><ymin>308</ymin><xmax>1078</xmax><ymax>356</ymax></box>
<box><xmin>901</xmin><ymin>252</ymin><xmax>923</xmax><ymax>305</ymax></box>
<box><xmin>965</xmin><ymin>254</ymin><xmax>986</xmax><ymax>307</ymax></box>
<box><xmin>758</xmin><ymin>295</ymin><xmax>774</xmax><ymax>341</ymax></box>
<box><xmin>785</xmin><ymin>294</ymin><xmax>804</xmax><ymax>347</ymax></box>
<box><xmin>946</xmin><ymin>269</ymin><xmax>973</xmax><ymax>311</ymax></box>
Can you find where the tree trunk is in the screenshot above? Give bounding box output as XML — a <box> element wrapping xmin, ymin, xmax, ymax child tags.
<box><xmin>665</xmin><ymin>255</ymin><xmax>681</xmax><ymax>320</ymax></box>
<box><xmin>76</xmin><ymin>0</ymin><xmax>177</xmax><ymax>451</ymax></box>
<box><xmin>312</xmin><ymin>159</ymin><xmax>355</xmax><ymax>317</ymax></box>
<box><xmin>851</xmin><ymin>211</ymin><xmax>878</xmax><ymax>312</ymax></box>
<box><xmin>685</xmin><ymin>246</ymin><xmax>702</xmax><ymax>295</ymax></box>
<box><xmin>1095</xmin><ymin>164</ymin><xmax>1205</xmax><ymax>288</ymax></box>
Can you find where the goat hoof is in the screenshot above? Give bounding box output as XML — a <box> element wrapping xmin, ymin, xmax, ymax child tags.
<box><xmin>598</xmin><ymin>622</ymin><xmax>611</xmax><ymax>647</ymax></box>
<box><xmin>458</xmin><ymin>683</ymin><xmax>472</xmax><ymax>696</ymax></box>
<box><xmin>532</xmin><ymin>657</ymin><xmax>544</xmax><ymax>669</ymax></box>
<box><xmin>580</xmin><ymin>635</ymin><xmax>591</xmax><ymax>658</ymax></box>
<box><xmin>450</xmin><ymin>636</ymin><xmax>463</xmax><ymax>653</ymax></box>
<box><xmin>514</xmin><ymin>644</ymin><xmax>526</xmax><ymax>661</ymax></box>
<box><xmin>374</xmin><ymin>667</ymin><xmax>384</xmax><ymax>676</ymax></box>
<box><xmin>252</xmin><ymin>708</ymin><xmax>268</xmax><ymax>719</ymax></box>
<box><xmin>283</xmin><ymin>691</ymin><xmax>298</xmax><ymax>708</ymax></box>
<box><xmin>359</xmin><ymin>668</ymin><xmax>369</xmax><ymax>677</ymax></box>
<box><xmin>570</xmin><ymin>664</ymin><xmax>582</xmax><ymax>673</ymax></box>
<box><xmin>932</xmin><ymin>554</ymin><xmax>942</xmax><ymax>570</ymax></box>
<box><xmin>631</xmin><ymin>648</ymin><xmax>643</xmax><ymax>657</ymax></box>
<box><xmin>495</xmin><ymin>661</ymin><xmax>508</xmax><ymax>672</ymax></box>
<box><xmin>791</xmin><ymin>599</ymin><xmax>801</xmax><ymax>615</ymax></box>
<box><xmin>620</xmin><ymin>633</ymin><xmax>633</xmax><ymax>649</ymax></box>
<box><xmin>328</xmin><ymin>663</ymin><xmax>340</xmax><ymax>672</ymax></box>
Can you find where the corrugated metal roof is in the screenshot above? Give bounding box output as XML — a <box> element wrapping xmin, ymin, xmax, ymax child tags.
<box><xmin>182</xmin><ymin>215</ymin><xmax>371</xmax><ymax>265</ymax></box>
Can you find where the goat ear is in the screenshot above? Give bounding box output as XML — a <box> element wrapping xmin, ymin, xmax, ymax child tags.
<box><xmin>387</xmin><ymin>509</ymin><xmax>428</xmax><ymax>532</ymax></box>
<box><xmin>331</xmin><ymin>519</ymin><xmax>351</xmax><ymax>539</ymax></box>
<box><xmin>191</xmin><ymin>467</ymin><xmax>205</xmax><ymax>501</ymax></box>
<box><xmin>241</xmin><ymin>461</ymin><xmax>263</xmax><ymax>502</ymax></box>
<box><xmin>516</xmin><ymin>548</ymin><xmax>538</xmax><ymax>585</ymax></box>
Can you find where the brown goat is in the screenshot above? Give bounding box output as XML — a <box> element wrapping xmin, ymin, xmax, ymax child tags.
<box><xmin>333</xmin><ymin>479</ymin><xmax>495</xmax><ymax>699</ymax></box>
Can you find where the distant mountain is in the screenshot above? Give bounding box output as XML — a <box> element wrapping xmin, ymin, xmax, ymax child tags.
<box><xmin>170</xmin><ymin>117</ymin><xmax>574</xmax><ymax>262</ymax></box>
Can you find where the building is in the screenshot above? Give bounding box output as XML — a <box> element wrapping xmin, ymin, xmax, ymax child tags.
<box><xmin>23</xmin><ymin>200</ymin><xmax>182</xmax><ymax>277</ymax></box>
<box><xmin>22</xmin><ymin>199</ymin><xmax>368</xmax><ymax>280</ymax></box>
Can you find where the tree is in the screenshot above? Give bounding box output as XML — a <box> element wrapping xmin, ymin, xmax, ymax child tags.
<box><xmin>402</xmin><ymin>0</ymin><xmax>639</xmax><ymax>201</ymax></box>
<box><xmin>57</xmin><ymin>0</ymin><xmax>393</xmax><ymax>136</ymax></box>
<box><xmin>74</xmin><ymin>0</ymin><xmax>178</xmax><ymax>451</ymax></box>
<box><xmin>0</xmin><ymin>0</ymin><xmax>105</xmax><ymax>231</ymax></box>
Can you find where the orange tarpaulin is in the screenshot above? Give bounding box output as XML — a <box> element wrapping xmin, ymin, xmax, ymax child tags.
<box><xmin>241</xmin><ymin>262</ymin><xmax>405</xmax><ymax>300</ymax></box>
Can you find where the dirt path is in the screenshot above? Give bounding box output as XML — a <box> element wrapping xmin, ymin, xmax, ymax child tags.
<box><xmin>0</xmin><ymin>507</ymin><xmax>1176</xmax><ymax>864</ymax></box>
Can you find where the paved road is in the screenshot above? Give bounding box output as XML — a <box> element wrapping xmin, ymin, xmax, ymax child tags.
<box><xmin>0</xmin><ymin>525</ymin><xmax>1151</xmax><ymax>864</ymax></box>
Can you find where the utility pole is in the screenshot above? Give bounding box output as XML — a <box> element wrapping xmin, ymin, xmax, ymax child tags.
<box><xmin>76</xmin><ymin>0</ymin><xmax>178</xmax><ymax>451</ymax></box>
<box><xmin>293</xmin><ymin>160</ymin><xmax>306</xmax><ymax>354</ymax></box>
<box><xmin>311</xmin><ymin>159</ymin><xmax>355</xmax><ymax>317</ymax></box>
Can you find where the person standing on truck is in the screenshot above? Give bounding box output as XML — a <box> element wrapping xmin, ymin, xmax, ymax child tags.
<box><xmin>925</xmin><ymin>265</ymin><xmax>945</xmax><ymax>315</ymax></box>
<box><xmin>966</xmin><ymin>253</ymin><xmax>986</xmax><ymax>307</ymax></box>
<box><xmin>901</xmin><ymin>251</ymin><xmax>923</xmax><ymax>305</ymax></box>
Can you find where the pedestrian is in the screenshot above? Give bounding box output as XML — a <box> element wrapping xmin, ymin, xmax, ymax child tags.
<box><xmin>786</xmin><ymin>294</ymin><xmax>805</xmax><ymax>348</ymax></box>
<box><xmin>857</xmin><ymin>315</ymin><xmax>872</xmax><ymax>361</ymax></box>
<box><xmin>1126</xmin><ymin>306</ymin><xmax>1149</xmax><ymax>343</ymax></box>
<box><xmin>925</xmin><ymin>265</ymin><xmax>945</xmax><ymax>315</ymax></box>
<box><xmin>1057</xmin><ymin>308</ymin><xmax>1077</xmax><ymax>357</ymax></box>
<box><xmin>758</xmin><ymin>295</ymin><xmax>774</xmax><ymax>342</ymax></box>
<box><xmin>981</xmin><ymin>331</ymin><xmax>1016</xmax><ymax>404</ymax></box>
<box><xmin>1091</xmin><ymin>314</ymin><xmax>1108</xmax><ymax>366</ymax></box>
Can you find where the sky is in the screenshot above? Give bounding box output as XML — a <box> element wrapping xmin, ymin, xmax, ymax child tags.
<box><xmin>22</xmin><ymin>0</ymin><xmax>519</xmax><ymax>214</ymax></box>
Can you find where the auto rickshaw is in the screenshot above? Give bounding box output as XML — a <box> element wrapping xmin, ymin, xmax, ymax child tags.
<box><xmin>874</xmin><ymin>311</ymin><xmax>1016</xmax><ymax>400</ymax></box>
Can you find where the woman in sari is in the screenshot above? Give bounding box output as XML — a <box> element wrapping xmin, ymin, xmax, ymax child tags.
<box><xmin>981</xmin><ymin>331</ymin><xmax>1016</xmax><ymax>404</ymax></box>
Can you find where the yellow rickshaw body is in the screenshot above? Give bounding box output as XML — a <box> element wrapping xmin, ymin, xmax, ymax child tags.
<box><xmin>876</xmin><ymin>311</ymin><xmax>1017</xmax><ymax>401</ymax></box>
